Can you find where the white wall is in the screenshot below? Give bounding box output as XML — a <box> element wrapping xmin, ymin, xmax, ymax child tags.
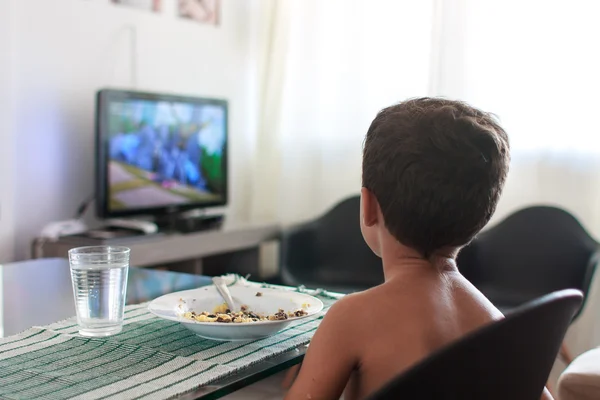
<box><xmin>0</xmin><ymin>0</ymin><xmax>16</xmax><ymax>263</ymax></box>
<box><xmin>8</xmin><ymin>0</ymin><xmax>258</xmax><ymax>260</ymax></box>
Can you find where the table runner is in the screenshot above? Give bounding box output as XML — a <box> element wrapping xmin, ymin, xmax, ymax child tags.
<box><xmin>0</xmin><ymin>276</ymin><xmax>340</xmax><ymax>400</ymax></box>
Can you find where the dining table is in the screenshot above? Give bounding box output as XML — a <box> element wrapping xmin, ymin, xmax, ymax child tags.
<box><xmin>0</xmin><ymin>258</ymin><xmax>313</xmax><ymax>399</ymax></box>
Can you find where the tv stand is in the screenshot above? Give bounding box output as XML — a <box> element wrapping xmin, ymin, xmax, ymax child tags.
<box><xmin>154</xmin><ymin>213</ymin><xmax>224</xmax><ymax>233</ymax></box>
<box><xmin>31</xmin><ymin>222</ymin><xmax>280</xmax><ymax>279</ymax></box>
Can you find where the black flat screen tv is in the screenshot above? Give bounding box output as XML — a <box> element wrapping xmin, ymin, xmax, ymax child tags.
<box><xmin>95</xmin><ymin>89</ymin><xmax>228</xmax><ymax>219</ymax></box>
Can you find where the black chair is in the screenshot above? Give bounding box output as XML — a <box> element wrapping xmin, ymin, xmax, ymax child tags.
<box><xmin>456</xmin><ymin>206</ymin><xmax>600</xmax><ymax>362</ymax></box>
<box><xmin>367</xmin><ymin>289</ymin><xmax>583</xmax><ymax>400</ymax></box>
<box><xmin>279</xmin><ymin>195</ymin><xmax>383</xmax><ymax>293</ymax></box>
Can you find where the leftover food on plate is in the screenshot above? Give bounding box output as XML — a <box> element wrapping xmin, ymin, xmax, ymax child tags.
<box><xmin>181</xmin><ymin>303</ymin><xmax>308</xmax><ymax>323</ymax></box>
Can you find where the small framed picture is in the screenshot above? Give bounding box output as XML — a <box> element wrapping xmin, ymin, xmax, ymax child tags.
<box><xmin>111</xmin><ymin>0</ymin><xmax>162</xmax><ymax>13</ymax></box>
<box><xmin>178</xmin><ymin>0</ymin><xmax>220</xmax><ymax>26</ymax></box>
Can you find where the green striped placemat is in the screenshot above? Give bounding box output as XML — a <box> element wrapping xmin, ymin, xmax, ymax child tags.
<box><xmin>0</xmin><ymin>279</ymin><xmax>340</xmax><ymax>400</ymax></box>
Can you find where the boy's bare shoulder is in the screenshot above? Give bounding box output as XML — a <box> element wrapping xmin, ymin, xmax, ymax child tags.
<box><xmin>332</xmin><ymin>281</ymin><xmax>419</xmax><ymax>313</ymax></box>
<box><xmin>321</xmin><ymin>285</ymin><xmax>401</xmax><ymax>336</ymax></box>
<box><xmin>327</xmin><ymin>287</ymin><xmax>384</xmax><ymax>318</ymax></box>
<box><xmin>321</xmin><ymin>291</ymin><xmax>365</xmax><ymax>326</ymax></box>
<box><xmin>317</xmin><ymin>290</ymin><xmax>375</xmax><ymax>336</ymax></box>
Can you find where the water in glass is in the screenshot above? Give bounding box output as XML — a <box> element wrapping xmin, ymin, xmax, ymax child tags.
<box><xmin>69</xmin><ymin>246</ymin><xmax>130</xmax><ymax>337</ymax></box>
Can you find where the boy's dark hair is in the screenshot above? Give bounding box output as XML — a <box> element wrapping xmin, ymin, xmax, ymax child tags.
<box><xmin>362</xmin><ymin>97</ymin><xmax>510</xmax><ymax>258</ymax></box>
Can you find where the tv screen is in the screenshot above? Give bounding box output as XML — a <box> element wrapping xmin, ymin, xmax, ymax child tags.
<box><xmin>96</xmin><ymin>89</ymin><xmax>227</xmax><ymax>218</ymax></box>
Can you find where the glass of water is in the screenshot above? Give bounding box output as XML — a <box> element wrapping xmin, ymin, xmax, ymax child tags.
<box><xmin>68</xmin><ymin>246</ymin><xmax>130</xmax><ymax>337</ymax></box>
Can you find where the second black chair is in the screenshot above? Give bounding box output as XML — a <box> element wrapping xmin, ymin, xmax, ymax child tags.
<box><xmin>457</xmin><ymin>205</ymin><xmax>599</xmax><ymax>313</ymax></box>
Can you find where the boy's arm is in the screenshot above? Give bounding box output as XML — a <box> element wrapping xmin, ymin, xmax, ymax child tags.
<box><xmin>285</xmin><ymin>298</ymin><xmax>358</xmax><ymax>400</ymax></box>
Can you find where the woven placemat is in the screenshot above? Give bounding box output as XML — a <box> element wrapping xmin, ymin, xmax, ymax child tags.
<box><xmin>0</xmin><ymin>278</ymin><xmax>340</xmax><ymax>400</ymax></box>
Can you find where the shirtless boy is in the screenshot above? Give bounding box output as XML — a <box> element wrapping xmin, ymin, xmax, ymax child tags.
<box><xmin>285</xmin><ymin>98</ymin><xmax>552</xmax><ymax>400</ymax></box>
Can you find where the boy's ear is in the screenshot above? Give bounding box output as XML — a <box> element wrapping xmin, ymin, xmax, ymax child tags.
<box><xmin>360</xmin><ymin>187</ymin><xmax>379</xmax><ymax>227</ymax></box>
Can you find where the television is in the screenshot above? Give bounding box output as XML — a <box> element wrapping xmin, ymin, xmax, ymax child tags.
<box><xmin>95</xmin><ymin>89</ymin><xmax>228</xmax><ymax>221</ymax></box>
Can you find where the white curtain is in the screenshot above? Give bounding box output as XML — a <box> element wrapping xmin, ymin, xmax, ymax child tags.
<box><xmin>250</xmin><ymin>0</ymin><xmax>600</xmax><ymax>235</ymax></box>
<box><xmin>249</xmin><ymin>0</ymin><xmax>435</xmax><ymax>224</ymax></box>
<box><xmin>432</xmin><ymin>0</ymin><xmax>600</xmax><ymax>236</ymax></box>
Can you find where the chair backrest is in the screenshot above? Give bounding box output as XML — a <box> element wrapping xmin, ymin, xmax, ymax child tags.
<box><xmin>457</xmin><ymin>206</ymin><xmax>599</xmax><ymax>310</ymax></box>
<box><xmin>280</xmin><ymin>195</ymin><xmax>383</xmax><ymax>292</ymax></box>
<box><xmin>367</xmin><ymin>289</ymin><xmax>583</xmax><ymax>400</ymax></box>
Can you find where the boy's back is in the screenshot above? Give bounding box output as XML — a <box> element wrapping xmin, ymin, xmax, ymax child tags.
<box><xmin>341</xmin><ymin>266</ymin><xmax>501</xmax><ymax>399</ymax></box>
<box><xmin>285</xmin><ymin>256</ymin><xmax>503</xmax><ymax>400</ymax></box>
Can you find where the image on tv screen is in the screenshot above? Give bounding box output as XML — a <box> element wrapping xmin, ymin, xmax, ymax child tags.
<box><xmin>107</xmin><ymin>99</ymin><xmax>226</xmax><ymax>211</ymax></box>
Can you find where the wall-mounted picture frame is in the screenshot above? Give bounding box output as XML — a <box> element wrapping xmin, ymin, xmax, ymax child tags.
<box><xmin>178</xmin><ymin>0</ymin><xmax>220</xmax><ymax>26</ymax></box>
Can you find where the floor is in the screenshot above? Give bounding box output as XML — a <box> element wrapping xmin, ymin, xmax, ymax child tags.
<box><xmin>221</xmin><ymin>371</ymin><xmax>288</xmax><ymax>400</ymax></box>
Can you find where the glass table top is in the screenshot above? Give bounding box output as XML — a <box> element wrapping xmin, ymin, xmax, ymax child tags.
<box><xmin>0</xmin><ymin>258</ymin><xmax>305</xmax><ymax>399</ymax></box>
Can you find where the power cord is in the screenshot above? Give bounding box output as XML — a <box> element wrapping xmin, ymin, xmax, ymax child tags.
<box><xmin>35</xmin><ymin>193</ymin><xmax>95</xmax><ymax>256</ymax></box>
<box><xmin>74</xmin><ymin>193</ymin><xmax>95</xmax><ymax>219</ymax></box>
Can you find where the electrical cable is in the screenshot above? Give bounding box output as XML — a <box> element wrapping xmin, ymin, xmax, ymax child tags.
<box><xmin>74</xmin><ymin>193</ymin><xmax>95</xmax><ymax>220</ymax></box>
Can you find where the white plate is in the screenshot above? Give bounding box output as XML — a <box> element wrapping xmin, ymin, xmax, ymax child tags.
<box><xmin>148</xmin><ymin>285</ymin><xmax>324</xmax><ymax>341</ymax></box>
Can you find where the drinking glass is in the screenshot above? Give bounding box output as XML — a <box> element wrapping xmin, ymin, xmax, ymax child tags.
<box><xmin>68</xmin><ymin>246</ymin><xmax>130</xmax><ymax>336</ymax></box>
